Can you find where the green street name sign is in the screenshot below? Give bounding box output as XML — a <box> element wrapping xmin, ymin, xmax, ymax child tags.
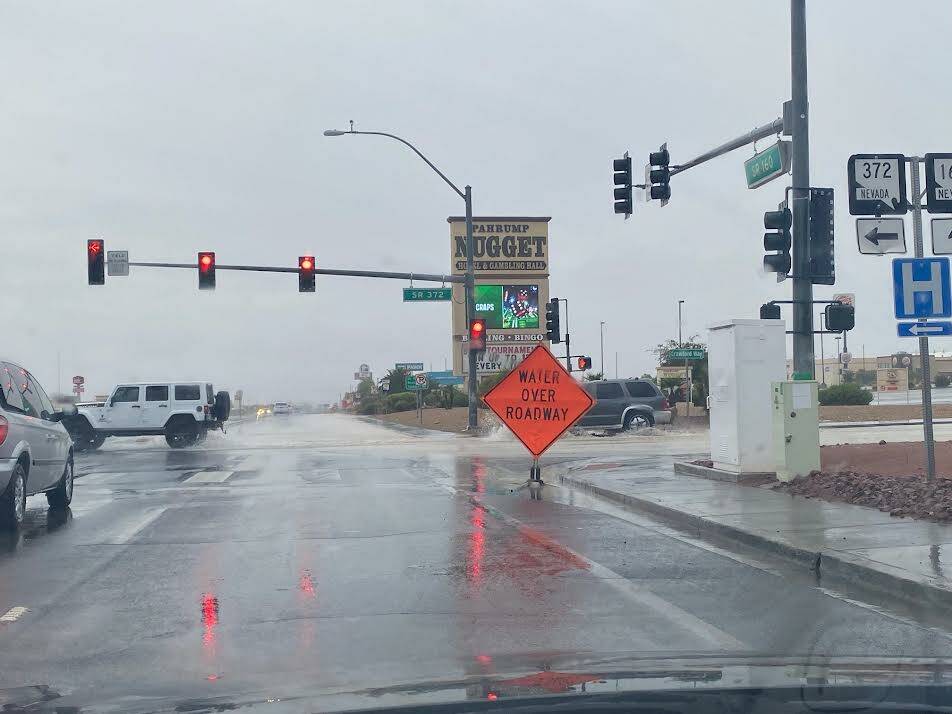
<box><xmin>668</xmin><ymin>348</ymin><xmax>706</xmax><ymax>360</ymax></box>
<box><xmin>744</xmin><ymin>141</ymin><xmax>791</xmax><ymax>189</ymax></box>
<box><xmin>403</xmin><ymin>287</ymin><xmax>452</xmax><ymax>302</ymax></box>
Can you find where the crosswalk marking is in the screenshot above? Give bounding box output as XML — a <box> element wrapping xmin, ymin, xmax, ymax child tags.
<box><xmin>0</xmin><ymin>607</ymin><xmax>28</xmax><ymax>623</ymax></box>
<box><xmin>184</xmin><ymin>470</ymin><xmax>234</xmax><ymax>484</ymax></box>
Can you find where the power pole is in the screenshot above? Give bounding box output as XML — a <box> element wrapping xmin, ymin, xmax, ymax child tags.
<box><xmin>790</xmin><ymin>0</ymin><xmax>814</xmax><ymax>378</ymax></box>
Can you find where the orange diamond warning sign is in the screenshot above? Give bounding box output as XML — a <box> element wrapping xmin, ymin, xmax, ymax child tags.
<box><xmin>483</xmin><ymin>345</ymin><xmax>595</xmax><ymax>457</ymax></box>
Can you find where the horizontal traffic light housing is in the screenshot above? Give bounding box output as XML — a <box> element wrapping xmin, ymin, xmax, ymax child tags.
<box><xmin>825</xmin><ymin>303</ymin><xmax>855</xmax><ymax>332</ymax></box>
<box><xmin>577</xmin><ymin>356</ymin><xmax>592</xmax><ymax>370</ymax></box>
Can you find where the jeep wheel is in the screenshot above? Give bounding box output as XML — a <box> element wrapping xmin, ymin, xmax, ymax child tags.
<box><xmin>622</xmin><ymin>411</ymin><xmax>654</xmax><ymax>431</ymax></box>
<box><xmin>165</xmin><ymin>419</ymin><xmax>199</xmax><ymax>449</ymax></box>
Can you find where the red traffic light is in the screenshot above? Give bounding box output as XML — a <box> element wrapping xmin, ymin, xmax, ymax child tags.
<box><xmin>87</xmin><ymin>239</ymin><xmax>105</xmax><ymax>285</ymax></box>
<box><xmin>198</xmin><ymin>251</ymin><xmax>216</xmax><ymax>290</ymax></box>
<box><xmin>469</xmin><ymin>318</ymin><xmax>487</xmax><ymax>351</ymax></box>
<box><xmin>299</xmin><ymin>255</ymin><xmax>316</xmax><ymax>293</ymax></box>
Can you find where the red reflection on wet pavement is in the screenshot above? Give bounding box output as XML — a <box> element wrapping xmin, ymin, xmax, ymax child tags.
<box><xmin>299</xmin><ymin>569</ymin><xmax>316</xmax><ymax>598</ymax></box>
<box><xmin>467</xmin><ymin>504</ymin><xmax>487</xmax><ymax>584</ymax></box>
<box><xmin>201</xmin><ymin>593</ymin><xmax>219</xmax><ymax>652</ymax></box>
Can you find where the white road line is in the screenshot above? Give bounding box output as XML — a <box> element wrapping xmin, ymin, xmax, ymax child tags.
<box><xmin>438</xmin><ymin>483</ymin><xmax>745</xmax><ymax>651</ymax></box>
<box><xmin>87</xmin><ymin>506</ymin><xmax>167</xmax><ymax>545</ymax></box>
<box><xmin>184</xmin><ymin>470</ymin><xmax>234</xmax><ymax>484</ymax></box>
<box><xmin>0</xmin><ymin>607</ymin><xmax>28</xmax><ymax>623</ymax></box>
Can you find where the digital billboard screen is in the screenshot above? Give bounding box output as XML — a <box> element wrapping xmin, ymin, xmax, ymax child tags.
<box><xmin>474</xmin><ymin>284</ymin><xmax>539</xmax><ymax>329</ymax></box>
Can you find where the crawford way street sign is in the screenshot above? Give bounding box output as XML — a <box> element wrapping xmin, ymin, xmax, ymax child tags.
<box><xmin>482</xmin><ymin>345</ymin><xmax>594</xmax><ymax>457</ymax></box>
<box><xmin>668</xmin><ymin>348</ymin><xmax>706</xmax><ymax>360</ymax></box>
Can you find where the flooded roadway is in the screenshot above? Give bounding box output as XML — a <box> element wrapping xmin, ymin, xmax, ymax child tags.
<box><xmin>1</xmin><ymin>413</ymin><xmax>951</xmax><ymax>711</ymax></box>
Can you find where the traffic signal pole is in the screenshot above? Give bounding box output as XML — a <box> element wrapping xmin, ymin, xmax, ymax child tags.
<box><xmin>789</xmin><ymin>0</ymin><xmax>814</xmax><ymax>379</ymax></box>
<box><xmin>464</xmin><ymin>186</ymin><xmax>479</xmax><ymax>433</ymax></box>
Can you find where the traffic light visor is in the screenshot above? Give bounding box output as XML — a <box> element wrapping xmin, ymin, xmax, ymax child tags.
<box><xmin>764</xmin><ymin>208</ymin><xmax>792</xmax><ymax>230</ymax></box>
<box><xmin>649</xmin><ymin>149</ymin><xmax>670</xmax><ymax>166</ymax></box>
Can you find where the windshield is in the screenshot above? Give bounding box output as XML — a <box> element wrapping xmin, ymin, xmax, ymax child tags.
<box><xmin>4</xmin><ymin>1</ymin><xmax>952</xmax><ymax>712</ymax></box>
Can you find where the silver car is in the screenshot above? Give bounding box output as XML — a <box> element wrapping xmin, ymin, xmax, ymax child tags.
<box><xmin>0</xmin><ymin>360</ymin><xmax>75</xmax><ymax>529</ymax></box>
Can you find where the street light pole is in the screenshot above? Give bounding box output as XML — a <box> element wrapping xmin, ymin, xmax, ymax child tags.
<box><xmin>600</xmin><ymin>321</ymin><xmax>606</xmax><ymax>376</ymax></box>
<box><xmin>324</xmin><ymin>126</ymin><xmax>479</xmax><ymax>430</ymax></box>
<box><xmin>678</xmin><ymin>300</ymin><xmax>684</xmax><ymax>347</ymax></box>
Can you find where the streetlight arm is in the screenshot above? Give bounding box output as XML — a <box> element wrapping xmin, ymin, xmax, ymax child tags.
<box><xmin>349</xmin><ymin>130</ymin><xmax>466</xmax><ymax>200</ymax></box>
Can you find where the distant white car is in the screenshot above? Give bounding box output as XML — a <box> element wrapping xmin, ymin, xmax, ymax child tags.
<box><xmin>272</xmin><ymin>402</ymin><xmax>292</xmax><ymax>415</ymax></box>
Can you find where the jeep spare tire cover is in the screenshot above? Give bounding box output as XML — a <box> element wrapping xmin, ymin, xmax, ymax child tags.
<box><xmin>214</xmin><ymin>391</ymin><xmax>231</xmax><ymax>421</ymax></box>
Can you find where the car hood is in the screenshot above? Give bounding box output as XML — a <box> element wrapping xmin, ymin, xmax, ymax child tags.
<box><xmin>7</xmin><ymin>652</ymin><xmax>952</xmax><ymax>713</ymax></box>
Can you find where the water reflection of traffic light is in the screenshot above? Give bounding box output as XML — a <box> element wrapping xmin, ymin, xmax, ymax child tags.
<box><xmin>201</xmin><ymin>592</ymin><xmax>219</xmax><ymax>652</ymax></box>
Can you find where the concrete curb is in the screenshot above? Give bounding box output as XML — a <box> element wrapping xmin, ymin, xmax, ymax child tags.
<box><xmin>672</xmin><ymin>461</ymin><xmax>773</xmax><ymax>483</ymax></box>
<box><xmin>559</xmin><ymin>472</ymin><xmax>952</xmax><ymax>613</ymax></box>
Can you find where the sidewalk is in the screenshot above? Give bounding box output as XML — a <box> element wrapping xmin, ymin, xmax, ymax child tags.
<box><xmin>558</xmin><ymin>459</ymin><xmax>952</xmax><ymax>610</ymax></box>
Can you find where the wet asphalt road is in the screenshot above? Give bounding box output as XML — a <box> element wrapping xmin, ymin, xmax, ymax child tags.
<box><xmin>3</xmin><ymin>413</ymin><xmax>952</xmax><ymax>710</ymax></box>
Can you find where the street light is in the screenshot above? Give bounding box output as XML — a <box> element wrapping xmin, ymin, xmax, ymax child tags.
<box><xmin>678</xmin><ymin>299</ymin><xmax>685</xmax><ymax>347</ymax></box>
<box><xmin>600</xmin><ymin>321</ymin><xmax>606</xmax><ymax>376</ymax></box>
<box><xmin>324</xmin><ymin>123</ymin><xmax>479</xmax><ymax>430</ymax></box>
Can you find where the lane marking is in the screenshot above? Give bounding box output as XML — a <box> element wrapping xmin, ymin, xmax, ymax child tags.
<box><xmin>184</xmin><ymin>470</ymin><xmax>234</xmax><ymax>484</ymax></box>
<box><xmin>0</xmin><ymin>607</ymin><xmax>28</xmax><ymax>623</ymax></box>
<box><xmin>85</xmin><ymin>506</ymin><xmax>167</xmax><ymax>545</ymax></box>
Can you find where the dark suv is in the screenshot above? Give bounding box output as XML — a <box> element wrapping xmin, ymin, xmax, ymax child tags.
<box><xmin>577</xmin><ymin>379</ymin><xmax>672</xmax><ymax>430</ymax></box>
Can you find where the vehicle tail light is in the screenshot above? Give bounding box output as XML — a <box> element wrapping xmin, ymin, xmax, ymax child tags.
<box><xmin>203</xmin><ymin>405</ymin><xmax>210</xmax><ymax>414</ymax></box>
<box><xmin>0</xmin><ymin>415</ymin><xmax>7</xmax><ymax>446</ymax></box>
<box><xmin>660</xmin><ymin>398</ymin><xmax>670</xmax><ymax>410</ymax></box>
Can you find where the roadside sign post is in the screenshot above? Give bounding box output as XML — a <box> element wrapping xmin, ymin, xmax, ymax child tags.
<box><xmin>482</xmin><ymin>345</ymin><xmax>595</xmax><ymax>484</ymax></box>
<box><xmin>910</xmin><ymin>159</ymin><xmax>936</xmax><ymax>483</ymax></box>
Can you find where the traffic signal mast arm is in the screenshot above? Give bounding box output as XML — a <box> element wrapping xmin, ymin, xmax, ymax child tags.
<box><xmin>126</xmin><ymin>260</ymin><xmax>467</xmax><ymax>284</ymax></box>
<box><xmin>666</xmin><ymin>116</ymin><xmax>785</xmax><ymax>179</ymax></box>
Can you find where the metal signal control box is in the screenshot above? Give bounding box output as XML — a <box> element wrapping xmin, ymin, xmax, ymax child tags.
<box><xmin>771</xmin><ymin>381</ymin><xmax>820</xmax><ymax>482</ymax></box>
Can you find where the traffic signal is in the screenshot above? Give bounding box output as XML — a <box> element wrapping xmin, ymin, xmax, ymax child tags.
<box><xmin>760</xmin><ymin>302</ymin><xmax>782</xmax><ymax>320</ymax></box>
<box><xmin>545</xmin><ymin>298</ymin><xmax>561</xmax><ymax>343</ymax></box>
<box><xmin>87</xmin><ymin>239</ymin><xmax>105</xmax><ymax>285</ymax></box>
<box><xmin>763</xmin><ymin>206</ymin><xmax>792</xmax><ymax>277</ymax></box>
<box><xmin>299</xmin><ymin>255</ymin><xmax>315</xmax><ymax>292</ymax></box>
<box><xmin>198</xmin><ymin>251</ymin><xmax>216</xmax><ymax>290</ymax></box>
<box><xmin>648</xmin><ymin>144</ymin><xmax>671</xmax><ymax>205</ymax></box>
<box><xmin>809</xmin><ymin>187</ymin><xmax>835</xmax><ymax>285</ymax></box>
<box><xmin>613</xmin><ymin>154</ymin><xmax>632</xmax><ymax>217</ymax></box>
<box><xmin>577</xmin><ymin>356</ymin><xmax>592</xmax><ymax>371</ymax></box>
<box><xmin>825</xmin><ymin>302</ymin><xmax>855</xmax><ymax>333</ymax></box>
<box><xmin>469</xmin><ymin>318</ymin><xmax>487</xmax><ymax>352</ymax></box>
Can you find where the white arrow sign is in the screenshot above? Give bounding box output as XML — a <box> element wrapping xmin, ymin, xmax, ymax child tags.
<box><xmin>856</xmin><ymin>218</ymin><xmax>906</xmax><ymax>254</ymax></box>
<box><xmin>932</xmin><ymin>218</ymin><xmax>952</xmax><ymax>255</ymax></box>
<box><xmin>909</xmin><ymin>323</ymin><xmax>944</xmax><ymax>335</ymax></box>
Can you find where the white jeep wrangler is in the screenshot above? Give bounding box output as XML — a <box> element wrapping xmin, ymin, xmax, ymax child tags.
<box><xmin>64</xmin><ymin>381</ymin><xmax>231</xmax><ymax>450</ymax></box>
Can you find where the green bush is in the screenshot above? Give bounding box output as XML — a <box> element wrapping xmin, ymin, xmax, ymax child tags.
<box><xmin>385</xmin><ymin>392</ymin><xmax>417</xmax><ymax>412</ymax></box>
<box><xmin>937</xmin><ymin>374</ymin><xmax>951</xmax><ymax>388</ymax></box>
<box><xmin>818</xmin><ymin>382</ymin><xmax>873</xmax><ymax>406</ymax></box>
<box><xmin>355</xmin><ymin>398</ymin><xmax>382</xmax><ymax>415</ymax></box>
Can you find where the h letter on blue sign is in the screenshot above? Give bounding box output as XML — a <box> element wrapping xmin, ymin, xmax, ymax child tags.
<box><xmin>893</xmin><ymin>258</ymin><xmax>952</xmax><ymax>319</ymax></box>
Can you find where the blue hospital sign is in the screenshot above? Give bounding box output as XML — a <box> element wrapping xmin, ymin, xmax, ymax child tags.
<box><xmin>893</xmin><ymin>258</ymin><xmax>952</xmax><ymax>319</ymax></box>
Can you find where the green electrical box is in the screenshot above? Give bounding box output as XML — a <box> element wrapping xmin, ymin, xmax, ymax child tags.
<box><xmin>771</xmin><ymin>381</ymin><xmax>820</xmax><ymax>482</ymax></box>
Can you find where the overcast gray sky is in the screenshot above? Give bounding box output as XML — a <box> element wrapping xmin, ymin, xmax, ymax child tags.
<box><xmin>2</xmin><ymin>0</ymin><xmax>949</xmax><ymax>402</ymax></box>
